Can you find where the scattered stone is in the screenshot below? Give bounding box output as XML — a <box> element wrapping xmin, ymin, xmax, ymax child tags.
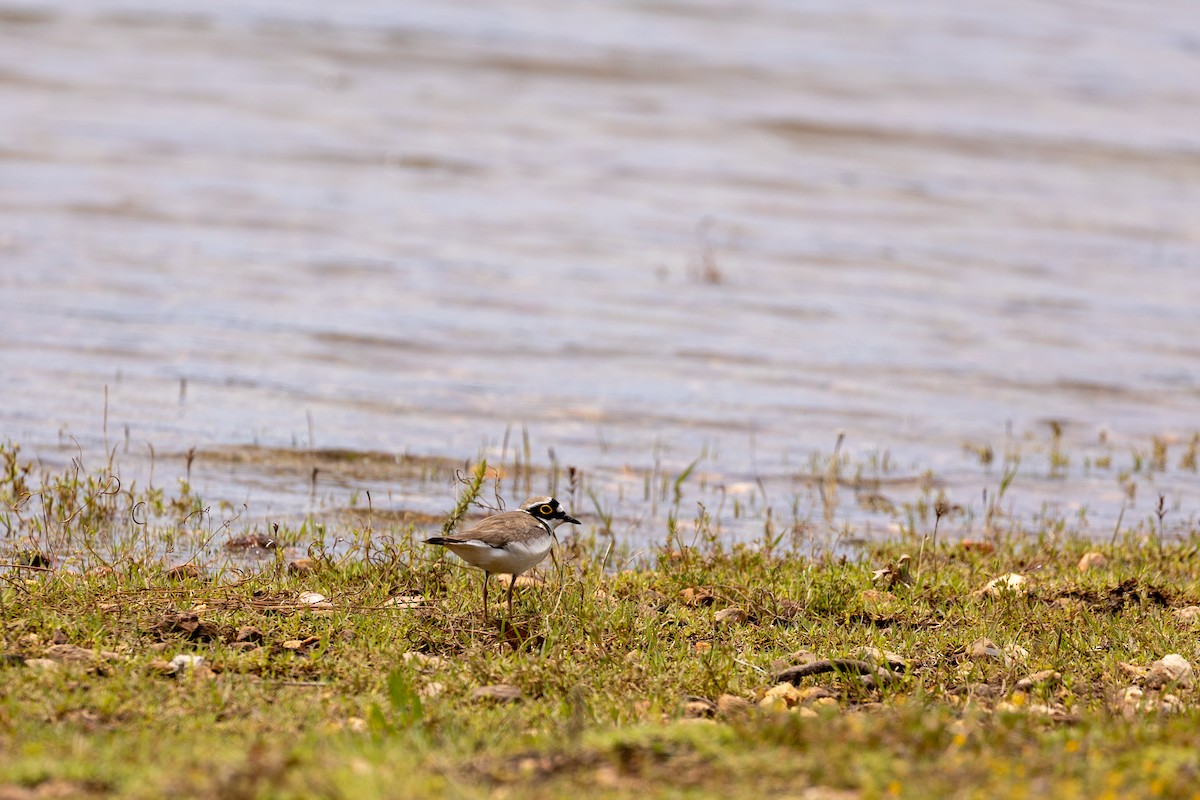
<box><xmin>682</xmin><ymin>698</ymin><xmax>717</xmax><ymax>718</ymax></box>
<box><xmin>1148</xmin><ymin>654</ymin><xmax>1194</xmax><ymax>689</ymax></box>
<box><xmin>967</xmin><ymin>638</ymin><xmax>1004</xmax><ymax>661</ymax></box>
<box><xmin>797</xmin><ymin>686</ymin><xmax>839</xmax><ymax>704</ymax></box>
<box><xmin>43</xmin><ymin>644</ymin><xmax>92</xmax><ymax>663</ymax></box>
<box><xmin>1119</xmin><ymin>662</ymin><xmax>1149</xmax><ymax>680</ymax></box>
<box><xmin>759</xmin><ymin>683</ymin><xmax>804</xmax><ymax>712</ymax></box>
<box><xmin>229</xmin><ymin>641</ymin><xmax>260</xmax><ymax>652</ymax></box>
<box><xmin>1172</xmin><ymin>606</ymin><xmax>1200</xmax><ymax>624</ymax></box>
<box><xmin>1015</xmin><ymin>670</ymin><xmax>1061</xmax><ymax>691</ymax></box>
<box><xmin>23</xmin><ymin>658</ymin><xmax>58</xmax><ymax>672</ymax></box>
<box><xmin>1005</xmin><ymin>644</ymin><xmax>1030</xmax><ymax>663</ymax></box>
<box><xmin>1160</xmin><ymin>694</ymin><xmax>1186</xmax><ymax>714</ymax></box>
<box><xmin>973</xmin><ymin>573</ymin><xmax>1029</xmax><ymax>598</ymax></box>
<box><xmin>857</xmin><ymin>647</ymin><xmax>908</xmax><ymax>672</ymax></box>
<box><xmin>149</xmin><ymin>654</ymin><xmax>211</xmax><ymax>679</ymax></box>
<box><xmin>298</xmin><ymin>591</ymin><xmax>331</xmax><ymax>607</ymax></box>
<box><xmin>997</xmin><ymin>699</ymin><xmax>1065</xmax><ymax>719</ymax></box>
<box><xmin>402</xmin><ymin>652</ymin><xmax>447</xmax><ymax>671</ymax></box>
<box><xmin>170</xmin><ymin>654</ymin><xmax>207</xmax><ymax>673</ymax></box>
<box><xmin>495</xmin><ymin>574</ymin><xmax>545</xmax><ymax>589</ymax></box>
<box><xmin>1077</xmin><ymin>552</ymin><xmax>1108</xmax><ymax>571</ymax></box>
<box><xmin>808</xmin><ymin>696</ymin><xmax>840</xmax><ymax>713</ymax></box>
<box><xmin>714</xmin><ymin>607</ymin><xmax>749</xmax><ymax>625</ymax></box>
<box><xmin>44</xmin><ymin>644</ymin><xmax>119</xmax><ymax>663</ymax></box>
<box><xmin>716</xmin><ymin>694</ymin><xmax>752</xmax><ymax>716</ymax></box>
<box><xmin>1119</xmin><ymin>686</ymin><xmax>1184</xmax><ymax>716</ymax></box>
<box><xmin>418</xmin><ymin>682</ymin><xmax>445</xmax><ymax>700</ymax></box>
<box><xmin>472</xmin><ymin>684</ymin><xmax>522</xmax><ymax>703</ymax></box>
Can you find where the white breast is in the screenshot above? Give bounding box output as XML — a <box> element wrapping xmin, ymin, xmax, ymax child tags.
<box><xmin>444</xmin><ymin>536</ymin><xmax>552</xmax><ymax>575</ymax></box>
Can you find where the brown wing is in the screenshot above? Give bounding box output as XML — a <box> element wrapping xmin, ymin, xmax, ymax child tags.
<box><xmin>442</xmin><ymin>511</ymin><xmax>541</xmax><ymax>547</ymax></box>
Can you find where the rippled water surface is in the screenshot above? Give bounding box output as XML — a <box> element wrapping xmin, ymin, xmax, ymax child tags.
<box><xmin>2</xmin><ymin>0</ymin><xmax>1199</xmax><ymax>547</ymax></box>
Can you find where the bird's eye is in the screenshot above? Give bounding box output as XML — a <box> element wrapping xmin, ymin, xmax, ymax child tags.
<box><xmin>539</xmin><ymin>504</ymin><xmax>554</xmax><ymax>515</ymax></box>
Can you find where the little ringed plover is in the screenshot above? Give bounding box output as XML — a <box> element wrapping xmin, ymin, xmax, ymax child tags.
<box><xmin>423</xmin><ymin>496</ymin><xmax>580</xmax><ymax>617</ymax></box>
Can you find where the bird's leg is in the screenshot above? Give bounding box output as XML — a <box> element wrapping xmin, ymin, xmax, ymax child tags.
<box><xmin>506</xmin><ymin>573</ymin><xmax>517</xmax><ymax>617</ymax></box>
<box><xmin>482</xmin><ymin>572</ymin><xmax>490</xmax><ymax>620</ymax></box>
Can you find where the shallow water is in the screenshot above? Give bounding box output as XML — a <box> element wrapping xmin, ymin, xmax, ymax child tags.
<box><xmin>2</xmin><ymin>0</ymin><xmax>1199</xmax><ymax>549</ymax></box>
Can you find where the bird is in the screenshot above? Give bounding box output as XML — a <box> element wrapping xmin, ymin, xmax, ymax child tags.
<box><xmin>423</xmin><ymin>496</ymin><xmax>580</xmax><ymax>618</ymax></box>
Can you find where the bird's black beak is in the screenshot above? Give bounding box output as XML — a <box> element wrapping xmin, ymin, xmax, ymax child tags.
<box><xmin>562</xmin><ymin>513</ymin><xmax>581</xmax><ymax>525</ymax></box>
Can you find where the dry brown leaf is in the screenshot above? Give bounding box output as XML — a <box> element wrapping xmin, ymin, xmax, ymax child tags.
<box><xmin>152</xmin><ymin>612</ymin><xmax>221</xmax><ymax>642</ymax></box>
<box><xmin>714</xmin><ymin>607</ymin><xmax>749</xmax><ymax>625</ymax></box>
<box><xmin>164</xmin><ymin>564</ymin><xmax>203</xmax><ymax>581</ymax></box>
<box><xmin>234</xmin><ymin>626</ymin><xmax>264</xmax><ymax>643</ymax></box>
<box><xmin>679</xmin><ymin>587</ymin><xmax>715</xmax><ymax>607</ymax></box>
<box><xmin>281</xmin><ymin>636</ymin><xmax>321</xmax><ymax>652</ymax></box>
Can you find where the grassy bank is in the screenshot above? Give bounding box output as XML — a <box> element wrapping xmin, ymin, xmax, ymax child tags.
<box><xmin>2</xmin><ymin>445</ymin><xmax>1200</xmax><ymax>798</ymax></box>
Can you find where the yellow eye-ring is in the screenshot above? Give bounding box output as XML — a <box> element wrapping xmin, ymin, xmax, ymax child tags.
<box><xmin>540</xmin><ymin>504</ymin><xmax>554</xmax><ymax>515</ymax></box>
